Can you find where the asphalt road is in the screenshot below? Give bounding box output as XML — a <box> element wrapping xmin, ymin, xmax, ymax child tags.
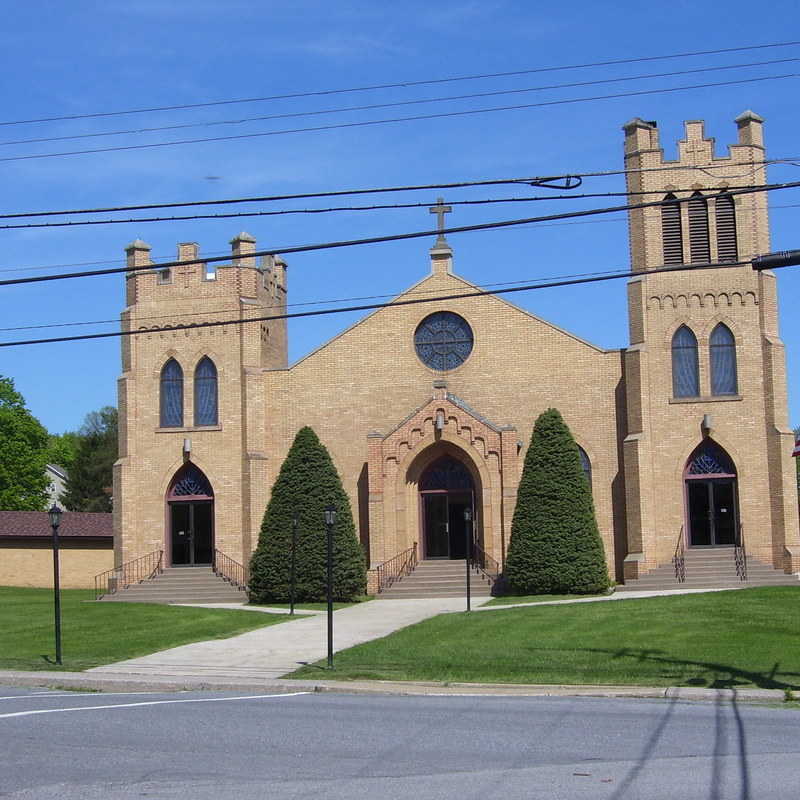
<box><xmin>1</xmin><ymin>687</ymin><xmax>798</xmax><ymax>799</ymax></box>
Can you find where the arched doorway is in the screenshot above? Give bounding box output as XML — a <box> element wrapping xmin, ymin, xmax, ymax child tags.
<box><xmin>167</xmin><ymin>463</ymin><xmax>214</xmax><ymax>565</ymax></box>
<box><xmin>684</xmin><ymin>441</ymin><xmax>738</xmax><ymax>547</ymax></box>
<box><xmin>419</xmin><ymin>456</ymin><xmax>475</xmax><ymax>559</ymax></box>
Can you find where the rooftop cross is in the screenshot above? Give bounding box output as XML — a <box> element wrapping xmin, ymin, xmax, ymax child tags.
<box><xmin>429</xmin><ymin>197</ymin><xmax>452</xmax><ymax>246</ymax></box>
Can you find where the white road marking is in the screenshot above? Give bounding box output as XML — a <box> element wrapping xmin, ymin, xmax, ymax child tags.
<box><xmin>0</xmin><ymin>692</ymin><xmax>311</xmax><ymax>719</ymax></box>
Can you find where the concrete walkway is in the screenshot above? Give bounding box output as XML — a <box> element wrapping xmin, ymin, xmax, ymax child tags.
<box><xmin>87</xmin><ymin>596</ymin><xmax>486</xmax><ymax>682</ymax></box>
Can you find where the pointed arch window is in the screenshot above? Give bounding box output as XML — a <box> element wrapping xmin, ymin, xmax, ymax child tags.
<box><xmin>578</xmin><ymin>446</ymin><xmax>592</xmax><ymax>491</ymax></box>
<box><xmin>688</xmin><ymin>192</ymin><xmax>710</xmax><ymax>263</ymax></box>
<box><xmin>194</xmin><ymin>356</ymin><xmax>218</xmax><ymax>426</ymax></box>
<box><xmin>672</xmin><ymin>326</ymin><xmax>699</xmax><ymax>398</ymax></box>
<box><xmin>661</xmin><ymin>193</ymin><xmax>684</xmax><ymax>265</ymax></box>
<box><xmin>710</xmin><ymin>324</ymin><xmax>737</xmax><ymax>396</ymax></box>
<box><xmin>715</xmin><ymin>193</ymin><xmax>738</xmax><ymax>262</ymax></box>
<box><xmin>160</xmin><ymin>358</ymin><xmax>183</xmax><ymax>428</ymax></box>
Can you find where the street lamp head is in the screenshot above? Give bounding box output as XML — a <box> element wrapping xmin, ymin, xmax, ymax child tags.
<box><xmin>48</xmin><ymin>504</ymin><xmax>63</xmax><ymax>529</ymax></box>
<box><xmin>463</xmin><ymin>507</ymin><xmax>472</xmax><ymax>522</ymax></box>
<box><xmin>324</xmin><ymin>504</ymin><xmax>337</xmax><ymax>526</ymax></box>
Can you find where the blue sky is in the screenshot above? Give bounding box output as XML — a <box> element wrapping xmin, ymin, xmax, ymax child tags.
<box><xmin>1</xmin><ymin>1</ymin><xmax>799</xmax><ymax>434</ymax></box>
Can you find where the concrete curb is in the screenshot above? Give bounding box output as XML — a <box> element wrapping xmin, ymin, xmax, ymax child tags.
<box><xmin>0</xmin><ymin>669</ymin><xmax>788</xmax><ymax>704</ymax></box>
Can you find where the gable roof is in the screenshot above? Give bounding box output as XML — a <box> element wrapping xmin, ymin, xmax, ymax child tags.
<box><xmin>0</xmin><ymin>511</ymin><xmax>113</xmax><ymax>539</ymax></box>
<box><xmin>283</xmin><ymin>263</ymin><xmax>612</xmax><ymax>371</ymax></box>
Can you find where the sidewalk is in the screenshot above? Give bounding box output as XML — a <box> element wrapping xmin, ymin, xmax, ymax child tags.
<box><xmin>86</xmin><ymin>596</ymin><xmax>482</xmax><ymax>682</ymax></box>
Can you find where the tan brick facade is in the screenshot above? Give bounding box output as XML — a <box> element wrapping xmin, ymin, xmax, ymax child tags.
<box><xmin>114</xmin><ymin>114</ymin><xmax>800</xmax><ymax>589</ymax></box>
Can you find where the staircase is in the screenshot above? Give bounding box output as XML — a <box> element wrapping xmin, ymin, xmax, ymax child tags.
<box><xmin>377</xmin><ymin>559</ymin><xmax>493</xmax><ymax>599</ymax></box>
<box><xmin>100</xmin><ymin>566</ymin><xmax>248</xmax><ymax>604</ymax></box>
<box><xmin>617</xmin><ymin>548</ymin><xmax>799</xmax><ymax>592</ymax></box>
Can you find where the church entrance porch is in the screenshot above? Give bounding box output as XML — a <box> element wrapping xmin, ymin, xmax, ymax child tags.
<box><xmin>419</xmin><ymin>456</ymin><xmax>476</xmax><ymax>560</ymax></box>
<box><xmin>166</xmin><ymin>463</ymin><xmax>215</xmax><ymax>567</ymax></box>
<box><xmin>684</xmin><ymin>441</ymin><xmax>739</xmax><ymax>548</ymax></box>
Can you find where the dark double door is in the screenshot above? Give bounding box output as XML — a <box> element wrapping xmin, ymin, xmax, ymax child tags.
<box><xmin>686</xmin><ymin>479</ymin><xmax>737</xmax><ymax>546</ymax></box>
<box><xmin>422</xmin><ymin>492</ymin><xmax>473</xmax><ymax>559</ymax></box>
<box><xmin>170</xmin><ymin>501</ymin><xmax>213</xmax><ymax>565</ymax></box>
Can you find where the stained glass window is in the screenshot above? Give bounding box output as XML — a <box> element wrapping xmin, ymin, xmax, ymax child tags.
<box><xmin>710</xmin><ymin>324</ymin><xmax>737</xmax><ymax>396</ymax></box>
<box><xmin>160</xmin><ymin>359</ymin><xmax>183</xmax><ymax>428</ymax></box>
<box><xmin>419</xmin><ymin>457</ymin><xmax>474</xmax><ymax>491</ymax></box>
<box><xmin>414</xmin><ymin>311</ymin><xmax>474</xmax><ymax>371</ymax></box>
<box><xmin>686</xmin><ymin>442</ymin><xmax>736</xmax><ymax>476</ymax></box>
<box><xmin>194</xmin><ymin>356</ymin><xmax>218</xmax><ymax>426</ymax></box>
<box><xmin>578</xmin><ymin>446</ymin><xmax>592</xmax><ymax>490</ymax></box>
<box><xmin>672</xmin><ymin>326</ymin><xmax>699</xmax><ymax>398</ymax></box>
<box><xmin>169</xmin><ymin>464</ymin><xmax>214</xmax><ymax>498</ymax></box>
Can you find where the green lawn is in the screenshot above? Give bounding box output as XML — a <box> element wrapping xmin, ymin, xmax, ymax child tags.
<box><xmin>0</xmin><ymin>586</ymin><xmax>290</xmax><ymax>672</ymax></box>
<box><xmin>290</xmin><ymin>587</ymin><xmax>800</xmax><ymax>689</ymax></box>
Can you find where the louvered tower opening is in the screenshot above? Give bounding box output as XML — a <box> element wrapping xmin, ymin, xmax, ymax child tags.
<box><xmin>661</xmin><ymin>194</ymin><xmax>684</xmax><ymax>264</ymax></box>
<box><xmin>715</xmin><ymin>193</ymin><xmax>738</xmax><ymax>262</ymax></box>
<box><xmin>688</xmin><ymin>192</ymin><xmax>710</xmax><ymax>263</ymax></box>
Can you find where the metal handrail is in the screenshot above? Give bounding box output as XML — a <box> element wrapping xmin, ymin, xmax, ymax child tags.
<box><xmin>472</xmin><ymin>539</ymin><xmax>500</xmax><ymax>585</ymax></box>
<box><xmin>213</xmin><ymin>548</ymin><xmax>249</xmax><ymax>590</ymax></box>
<box><xmin>672</xmin><ymin>526</ymin><xmax>686</xmax><ymax>583</ymax></box>
<box><xmin>94</xmin><ymin>549</ymin><xmax>163</xmax><ymax>600</ymax></box>
<box><xmin>375</xmin><ymin>542</ymin><xmax>418</xmax><ymax>592</ymax></box>
<box><xmin>734</xmin><ymin>523</ymin><xmax>748</xmax><ymax>581</ymax></box>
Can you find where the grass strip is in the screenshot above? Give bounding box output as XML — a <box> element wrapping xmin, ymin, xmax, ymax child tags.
<box><xmin>289</xmin><ymin>586</ymin><xmax>800</xmax><ymax>689</ymax></box>
<box><xmin>0</xmin><ymin>586</ymin><xmax>289</xmax><ymax>672</ymax></box>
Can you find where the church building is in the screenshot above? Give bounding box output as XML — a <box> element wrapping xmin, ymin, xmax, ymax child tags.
<box><xmin>113</xmin><ymin>112</ymin><xmax>800</xmax><ymax>592</ymax></box>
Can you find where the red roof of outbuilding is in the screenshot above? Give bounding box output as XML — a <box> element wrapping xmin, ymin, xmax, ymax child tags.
<box><xmin>0</xmin><ymin>511</ymin><xmax>113</xmax><ymax>539</ymax></box>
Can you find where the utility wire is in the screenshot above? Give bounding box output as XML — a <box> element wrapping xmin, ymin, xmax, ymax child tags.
<box><xmin>2</xmin><ymin>72</ymin><xmax>798</xmax><ymax>163</ymax></box>
<box><xmin>0</xmin><ymin>269</ymin><xmax>629</xmax><ymax>333</ymax></box>
<box><xmin>3</xmin><ymin>57</ymin><xmax>796</xmax><ymax>149</ymax></box>
<box><xmin>0</xmin><ymin>259</ymin><xmax>755</xmax><ymax>349</ymax></box>
<box><xmin>3</xmin><ymin>39</ymin><xmax>798</xmax><ymax>127</ymax></box>
<box><xmin>2</xmin><ymin>180</ymin><xmax>798</xmax><ymax>289</ymax></box>
<box><xmin>10</xmin><ymin>182</ymin><xmax>796</xmax><ymax>232</ymax></box>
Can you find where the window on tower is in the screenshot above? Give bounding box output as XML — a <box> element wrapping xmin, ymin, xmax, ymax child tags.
<box><xmin>160</xmin><ymin>358</ymin><xmax>184</xmax><ymax>427</ymax></box>
<box><xmin>194</xmin><ymin>357</ymin><xmax>218</xmax><ymax>426</ymax></box>
<box><xmin>672</xmin><ymin>325</ymin><xmax>700</xmax><ymax>398</ymax></box>
<box><xmin>715</xmin><ymin>193</ymin><xmax>738</xmax><ymax>262</ymax></box>
<box><xmin>661</xmin><ymin>193</ymin><xmax>683</xmax><ymax>265</ymax></box>
<box><xmin>688</xmin><ymin>192</ymin><xmax>710</xmax><ymax>263</ymax></box>
<box><xmin>710</xmin><ymin>324</ymin><xmax>738</xmax><ymax>395</ymax></box>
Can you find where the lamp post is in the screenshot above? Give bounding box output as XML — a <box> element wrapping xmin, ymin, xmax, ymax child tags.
<box><xmin>464</xmin><ymin>506</ymin><xmax>472</xmax><ymax>612</ymax></box>
<box><xmin>48</xmin><ymin>504</ymin><xmax>63</xmax><ymax>665</ymax></box>
<box><xmin>290</xmin><ymin>512</ymin><xmax>298</xmax><ymax>616</ymax></box>
<box><xmin>324</xmin><ymin>504</ymin><xmax>337</xmax><ymax>669</ymax></box>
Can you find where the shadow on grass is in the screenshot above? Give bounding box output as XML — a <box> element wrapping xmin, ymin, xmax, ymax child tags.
<box><xmin>584</xmin><ymin>646</ymin><xmax>800</xmax><ymax>690</ymax></box>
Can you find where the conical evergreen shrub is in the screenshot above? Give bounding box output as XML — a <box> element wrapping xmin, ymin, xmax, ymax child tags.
<box><xmin>248</xmin><ymin>426</ymin><xmax>366</xmax><ymax>603</ymax></box>
<box><xmin>504</xmin><ymin>408</ymin><xmax>609</xmax><ymax>595</ymax></box>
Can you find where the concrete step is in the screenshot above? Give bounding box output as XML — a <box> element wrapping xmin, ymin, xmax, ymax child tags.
<box><xmin>377</xmin><ymin>559</ymin><xmax>495</xmax><ymax>599</ymax></box>
<box><xmin>99</xmin><ymin>565</ymin><xmax>247</xmax><ymax>604</ymax></box>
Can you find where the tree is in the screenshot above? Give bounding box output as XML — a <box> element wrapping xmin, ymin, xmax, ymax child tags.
<box><xmin>45</xmin><ymin>431</ymin><xmax>80</xmax><ymax>473</ymax></box>
<box><xmin>249</xmin><ymin>426</ymin><xmax>366</xmax><ymax>603</ymax></box>
<box><xmin>62</xmin><ymin>407</ymin><xmax>118</xmax><ymax>512</ymax></box>
<box><xmin>0</xmin><ymin>376</ymin><xmax>50</xmax><ymax>510</ymax></box>
<box><xmin>504</xmin><ymin>408</ymin><xmax>609</xmax><ymax>595</ymax></box>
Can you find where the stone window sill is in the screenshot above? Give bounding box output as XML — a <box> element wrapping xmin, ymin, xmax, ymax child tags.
<box><xmin>668</xmin><ymin>395</ymin><xmax>742</xmax><ymax>404</ymax></box>
<box><xmin>156</xmin><ymin>425</ymin><xmax>222</xmax><ymax>433</ymax></box>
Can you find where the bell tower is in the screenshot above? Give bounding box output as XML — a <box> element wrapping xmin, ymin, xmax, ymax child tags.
<box><xmin>620</xmin><ymin>113</ymin><xmax>799</xmax><ymax>577</ymax></box>
<box><xmin>114</xmin><ymin>233</ymin><xmax>288</xmax><ymax>569</ymax></box>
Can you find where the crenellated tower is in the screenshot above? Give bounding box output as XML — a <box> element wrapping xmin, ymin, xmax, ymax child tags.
<box><xmin>621</xmin><ymin>113</ymin><xmax>799</xmax><ymax>578</ymax></box>
<box><xmin>114</xmin><ymin>233</ymin><xmax>288</xmax><ymax>569</ymax></box>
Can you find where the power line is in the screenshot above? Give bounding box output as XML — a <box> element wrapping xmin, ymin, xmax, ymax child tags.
<box><xmin>10</xmin><ymin>182</ymin><xmax>796</xmax><ymax>232</ymax></box>
<box><xmin>0</xmin><ymin>259</ymin><xmax>756</xmax><ymax>349</ymax></box>
<box><xmin>2</xmin><ymin>72</ymin><xmax>798</xmax><ymax>164</ymax></box>
<box><xmin>4</xmin><ymin>40</ymin><xmax>798</xmax><ymax>128</ymax></box>
<box><xmin>0</xmin><ymin>268</ymin><xmax>630</xmax><ymax>333</ymax></box>
<box><xmin>2</xmin><ymin>180</ymin><xmax>798</xmax><ymax>289</ymax></box>
<box><xmin>4</xmin><ymin>57</ymin><xmax>796</xmax><ymax>149</ymax></box>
